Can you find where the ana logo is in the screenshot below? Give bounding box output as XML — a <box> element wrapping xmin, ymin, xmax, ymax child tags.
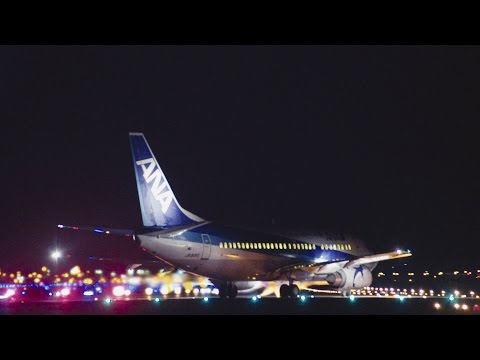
<box><xmin>136</xmin><ymin>158</ymin><xmax>173</xmax><ymax>214</ymax></box>
<box><xmin>353</xmin><ymin>265</ymin><xmax>364</xmax><ymax>288</ymax></box>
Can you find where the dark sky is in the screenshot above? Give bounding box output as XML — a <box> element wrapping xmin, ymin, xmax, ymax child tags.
<box><xmin>1</xmin><ymin>45</ymin><xmax>480</xmax><ymax>270</ymax></box>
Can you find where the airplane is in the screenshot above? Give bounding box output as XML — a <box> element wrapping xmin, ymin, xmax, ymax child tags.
<box><xmin>59</xmin><ymin>132</ymin><xmax>412</xmax><ymax>298</ymax></box>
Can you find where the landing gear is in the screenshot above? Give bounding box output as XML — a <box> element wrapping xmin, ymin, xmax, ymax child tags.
<box><xmin>280</xmin><ymin>283</ymin><xmax>300</xmax><ymax>298</ymax></box>
<box><xmin>218</xmin><ymin>283</ymin><xmax>238</xmax><ymax>298</ymax></box>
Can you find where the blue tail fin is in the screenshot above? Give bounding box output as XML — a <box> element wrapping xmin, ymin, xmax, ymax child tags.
<box><xmin>129</xmin><ymin>133</ymin><xmax>204</xmax><ymax>227</ymax></box>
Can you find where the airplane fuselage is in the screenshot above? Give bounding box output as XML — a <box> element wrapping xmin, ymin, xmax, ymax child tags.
<box><xmin>135</xmin><ymin>222</ymin><xmax>374</xmax><ymax>283</ymax></box>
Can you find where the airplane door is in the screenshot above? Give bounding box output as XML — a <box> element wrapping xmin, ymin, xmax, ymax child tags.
<box><xmin>201</xmin><ymin>234</ymin><xmax>211</xmax><ymax>260</ymax></box>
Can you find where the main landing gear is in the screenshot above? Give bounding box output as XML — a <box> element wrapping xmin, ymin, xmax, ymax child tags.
<box><xmin>280</xmin><ymin>283</ymin><xmax>299</xmax><ymax>298</ymax></box>
<box><xmin>218</xmin><ymin>283</ymin><xmax>238</xmax><ymax>298</ymax></box>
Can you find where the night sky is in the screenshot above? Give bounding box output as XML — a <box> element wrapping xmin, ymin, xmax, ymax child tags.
<box><xmin>1</xmin><ymin>45</ymin><xmax>480</xmax><ymax>270</ymax></box>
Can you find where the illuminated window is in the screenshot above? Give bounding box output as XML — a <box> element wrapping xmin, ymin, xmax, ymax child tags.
<box><xmin>270</xmin><ymin>243</ymin><xmax>274</xmax><ymax>249</ymax></box>
<box><xmin>288</xmin><ymin>244</ymin><xmax>292</xmax><ymax>249</ymax></box>
<box><xmin>333</xmin><ymin>244</ymin><xmax>337</xmax><ymax>250</ymax></box>
<box><xmin>228</xmin><ymin>243</ymin><xmax>231</xmax><ymax>249</ymax></box>
<box><xmin>254</xmin><ymin>243</ymin><xmax>258</xmax><ymax>249</ymax></box>
<box><xmin>313</xmin><ymin>244</ymin><xmax>316</xmax><ymax>250</ymax></box>
<box><xmin>241</xmin><ymin>243</ymin><xmax>245</xmax><ymax>249</ymax></box>
<box><xmin>308</xmin><ymin>244</ymin><xmax>312</xmax><ymax>250</ymax></box>
<box><xmin>233</xmin><ymin>243</ymin><xmax>237</xmax><ymax>249</ymax></box>
<box><xmin>299</xmin><ymin>244</ymin><xmax>303</xmax><ymax>250</ymax></box>
<box><xmin>266</xmin><ymin>243</ymin><xmax>270</xmax><ymax>249</ymax></box>
<box><xmin>262</xmin><ymin>243</ymin><xmax>266</xmax><ymax>249</ymax></box>
<box><xmin>320</xmin><ymin>244</ymin><xmax>324</xmax><ymax>250</ymax></box>
<box><xmin>274</xmin><ymin>243</ymin><xmax>278</xmax><ymax>249</ymax></box>
<box><xmin>340</xmin><ymin>244</ymin><xmax>344</xmax><ymax>250</ymax></box>
<box><xmin>249</xmin><ymin>243</ymin><xmax>253</xmax><ymax>249</ymax></box>
<box><xmin>329</xmin><ymin>244</ymin><xmax>333</xmax><ymax>250</ymax></box>
<box><xmin>348</xmin><ymin>244</ymin><xmax>351</xmax><ymax>250</ymax></box>
<box><xmin>246</xmin><ymin>243</ymin><xmax>250</xmax><ymax>249</ymax></box>
<box><xmin>237</xmin><ymin>243</ymin><xmax>241</xmax><ymax>249</ymax></box>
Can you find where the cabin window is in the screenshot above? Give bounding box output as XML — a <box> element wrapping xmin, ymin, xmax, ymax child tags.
<box><xmin>288</xmin><ymin>244</ymin><xmax>292</xmax><ymax>249</ymax></box>
<box><xmin>245</xmin><ymin>243</ymin><xmax>249</xmax><ymax>249</ymax></box>
<box><xmin>270</xmin><ymin>243</ymin><xmax>274</xmax><ymax>249</ymax></box>
<box><xmin>233</xmin><ymin>243</ymin><xmax>237</xmax><ymax>249</ymax></box>
<box><xmin>220</xmin><ymin>242</ymin><xmax>223</xmax><ymax>248</ymax></box>
<box><xmin>266</xmin><ymin>243</ymin><xmax>270</xmax><ymax>249</ymax></box>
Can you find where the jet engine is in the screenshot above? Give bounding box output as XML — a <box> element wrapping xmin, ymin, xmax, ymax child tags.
<box><xmin>325</xmin><ymin>265</ymin><xmax>372</xmax><ymax>290</ymax></box>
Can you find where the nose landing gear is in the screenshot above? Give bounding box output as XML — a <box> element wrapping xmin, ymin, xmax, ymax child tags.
<box><xmin>218</xmin><ymin>283</ymin><xmax>238</xmax><ymax>298</ymax></box>
<box><xmin>280</xmin><ymin>283</ymin><xmax>299</xmax><ymax>298</ymax></box>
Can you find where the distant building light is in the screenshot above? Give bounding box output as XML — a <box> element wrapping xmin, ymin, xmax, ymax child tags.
<box><xmin>51</xmin><ymin>251</ymin><xmax>62</xmax><ymax>260</ymax></box>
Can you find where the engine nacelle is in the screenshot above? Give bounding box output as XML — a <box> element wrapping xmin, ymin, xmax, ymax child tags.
<box><xmin>325</xmin><ymin>266</ymin><xmax>372</xmax><ymax>290</ymax></box>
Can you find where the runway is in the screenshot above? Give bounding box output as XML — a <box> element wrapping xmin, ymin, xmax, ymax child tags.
<box><xmin>1</xmin><ymin>295</ymin><xmax>479</xmax><ymax>315</ymax></box>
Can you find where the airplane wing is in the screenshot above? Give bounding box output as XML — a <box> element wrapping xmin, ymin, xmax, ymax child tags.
<box><xmin>274</xmin><ymin>249</ymin><xmax>412</xmax><ymax>276</ymax></box>
<box><xmin>57</xmin><ymin>224</ymin><xmax>134</xmax><ymax>236</ymax></box>
<box><xmin>343</xmin><ymin>249</ymin><xmax>412</xmax><ymax>268</ymax></box>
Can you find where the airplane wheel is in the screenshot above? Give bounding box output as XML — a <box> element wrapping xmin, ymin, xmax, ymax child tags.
<box><xmin>280</xmin><ymin>284</ymin><xmax>290</xmax><ymax>298</ymax></box>
<box><xmin>290</xmin><ymin>284</ymin><xmax>299</xmax><ymax>297</ymax></box>
<box><xmin>218</xmin><ymin>285</ymin><xmax>228</xmax><ymax>298</ymax></box>
<box><xmin>228</xmin><ymin>284</ymin><xmax>238</xmax><ymax>298</ymax></box>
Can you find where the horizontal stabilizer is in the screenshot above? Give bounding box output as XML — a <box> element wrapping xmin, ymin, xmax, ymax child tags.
<box><xmin>57</xmin><ymin>224</ymin><xmax>134</xmax><ymax>237</ymax></box>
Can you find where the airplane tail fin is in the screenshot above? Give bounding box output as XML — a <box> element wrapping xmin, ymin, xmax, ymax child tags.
<box><xmin>129</xmin><ymin>133</ymin><xmax>204</xmax><ymax>228</ymax></box>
